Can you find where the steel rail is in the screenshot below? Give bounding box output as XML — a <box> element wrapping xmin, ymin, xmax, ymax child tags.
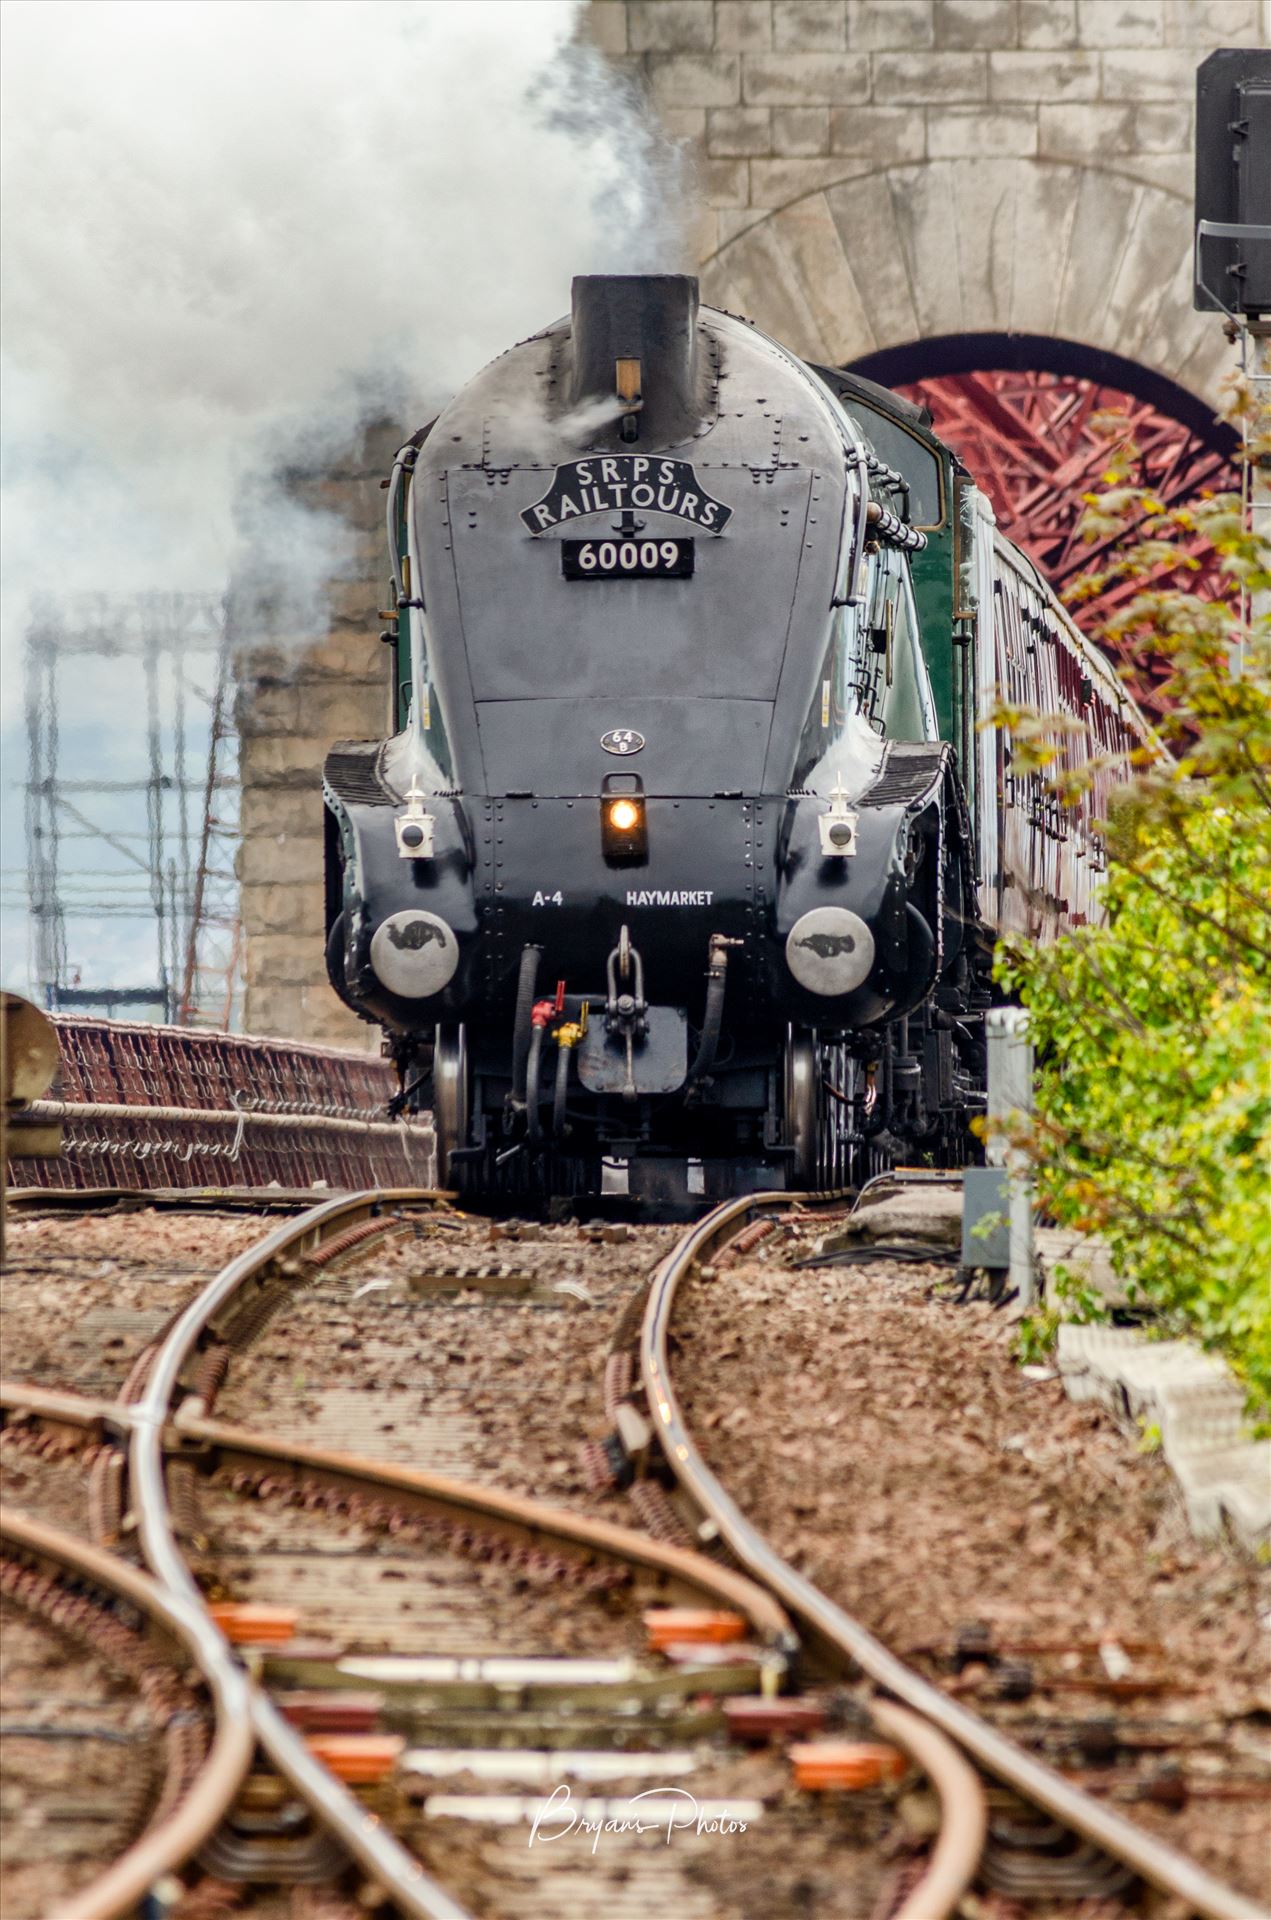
<box><xmin>868</xmin><ymin>1699</ymin><xmax>987</xmax><ymax>1920</ymax></box>
<box><xmin>0</xmin><ymin>1376</ymin><xmax>793</xmax><ymax>1649</ymax></box>
<box><xmin>173</xmin><ymin>1414</ymin><xmax>795</xmax><ymax>1642</ymax></box>
<box><xmin>0</xmin><ymin>1505</ymin><xmax>255</xmax><ymax>1920</ymax></box>
<box><xmin>0</xmin><ymin>1379</ymin><xmax>794</xmax><ymax>1642</ymax></box>
<box><xmin>124</xmin><ymin>1189</ymin><xmax>473</xmax><ymax>1920</ymax></box>
<box><xmin>640</xmin><ymin>1192</ymin><xmax>1270</xmax><ymax>1920</ymax></box>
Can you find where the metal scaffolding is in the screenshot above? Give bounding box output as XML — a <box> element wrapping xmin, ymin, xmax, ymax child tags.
<box><xmin>17</xmin><ymin>591</ymin><xmax>242</xmax><ymax>1027</ymax></box>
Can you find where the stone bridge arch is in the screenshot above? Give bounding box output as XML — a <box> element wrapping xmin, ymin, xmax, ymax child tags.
<box><xmin>697</xmin><ymin>156</ymin><xmax>1230</xmax><ymax>406</ymax></box>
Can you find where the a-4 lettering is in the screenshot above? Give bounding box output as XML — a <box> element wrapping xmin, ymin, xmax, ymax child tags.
<box><xmin>531</xmin><ymin>890</ymin><xmax>564</xmax><ymax>907</ymax></box>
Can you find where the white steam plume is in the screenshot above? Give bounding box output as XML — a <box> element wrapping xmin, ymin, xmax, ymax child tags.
<box><xmin>0</xmin><ymin>0</ymin><xmax>686</xmax><ymax>690</ymax></box>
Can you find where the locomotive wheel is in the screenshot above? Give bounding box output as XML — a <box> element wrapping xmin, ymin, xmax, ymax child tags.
<box><xmin>783</xmin><ymin>1028</ymin><xmax>820</xmax><ymax>1190</ymax></box>
<box><xmin>433</xmin><ymin>1024</ymin><xmax>470</xmax><ymax>1187</ymax></box>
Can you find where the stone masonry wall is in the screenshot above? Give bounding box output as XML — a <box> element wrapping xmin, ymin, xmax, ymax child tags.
<box><xmin>236</xmin><ymin>0</ymin><xmax>1266</xmax><ymax>1040</ymax></box>
<box><xmin>236</xmin><ymin>421</ymin><xmax>399</xmax><ymax>1046</ymax></box>
<box><xmin>585</xmin><ymin>0</ymin><xmax>1264</xmax><ymax>245</ymax></box>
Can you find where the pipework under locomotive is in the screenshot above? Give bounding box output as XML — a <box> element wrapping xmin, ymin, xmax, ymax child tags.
<box><xmin>323</xmin><ymin>274</ymin><xmax>997</xmax><ymax>1205</ymax></box>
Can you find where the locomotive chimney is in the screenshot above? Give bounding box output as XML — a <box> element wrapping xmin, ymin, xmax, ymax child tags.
<box><xmin>569</xmin><ymin>274</ymin><xmax>702</xmax><ymax>446</ymax></box>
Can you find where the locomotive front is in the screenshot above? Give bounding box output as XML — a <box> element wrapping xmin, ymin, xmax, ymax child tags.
<box><xmin>324</xmin><ymin>276</ymin><xmax>964</xmax><ymax>1204</ymax></box>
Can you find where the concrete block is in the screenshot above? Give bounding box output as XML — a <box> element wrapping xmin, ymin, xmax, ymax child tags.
<box><xmin>1116</xmin><ymin>153</ymin><xmax>1195</xmax><ymax>198</ymax></box>
<box><xmin>238</xmin><ymin>736</ymin><xmax>331</xmax><ymax>782</ymax></box>
<box><xmin>749</xmin><ymin>154</ymin><xmax>865</xmax><ymax>200</ymax></box>
<box><xmin>237</xmin><ymin>830</ymin><xmax>323</xmax><ymax>891</ymax></box>
<box><xmin>708</xmin><ymin>104</ymin><xmax>773</xmax><ymax>152</ymax></box>
<box><xmin>1113</xmin><ymin>1343</ymin><xmax>1228</xmax><ymax>1422</ymax></box>
<box><xmin>1136</xmin><ymin>242</ymin><xmax>1220</xmax><ymax>387</ymax></box>
<box><xmin>772</xmin><ymin>0</ymin><xmax>847</xmax><ymax>49</ymax></box>
<box><xmin>579</xmin><ymin>2</ymin><xmax>629</xmax><ymax>52</ymax></box>
<box><xmin>240</xmin><ymin>880</ymin><xmax>326</xmax><ymax>938</ymax></box>
<box><xmin>1055</xmin><ymin>1324</ymin><xmax>1157</xmax><ymax>1410</ymax></box>
<box><xmin>1162</xmin><ymin>0</ymin><xmax>1261</xmax><ymax>44</ymax></box>
<box><xmin>714</xmin><ymin>1</ymin><xmax>776</xmax><ymax>50</ymax></box>
<box><xmin>927</xmin><ymin>104</ymin><xmax>1036</xmax><ymax>153</ymax></box>
<box><xmin>950</xmin><ymin>158</ymin><xmax>1023</xmax><ymax>327</ymax></box>
<box><xmin>1100</xmin><ymin>47</ymin><xmax>1199</xmax><ymax>100</ymax></box>
<box><xmin>243</xmin><ymin>932</ymin><xmax>328</xmax><ymax>991</ymax></box>
<box><xmin>1102</xmin><ymin>182</ymin><xmax>1191</xmax><ymax>362</ymax></box>
<box><xmin>889</xmin><ymin>157</ymin><xmax>966</xmax><ymax>333</ymax></box>
<box><xmin>1038</xmin><ymin>100</ymin><xmax>1189</xmax><ymax>160</ymax></box>
<box><xmin>1052</xmin><ymin>165</ymin><xmax>1144</xmax><ymax>347</ymax></box>
<box><xmin>934</xmin><ymin>0</ymin><xmax>1019</xmax><ymax>48</ymax></box>
<box><xmin>1076</xmin><ymin>0</ymin><xmax>1163</xmax><ymax>43</ymax></box>
<box><xmin>699</xmin><ymin>156</ymin><xmax>752</xmax><ymax>205</ymax></box>
<box><xmin>1018</xmin><ymin>0</ymin><xmax>1076</xmax><ymax>43</ymax></box>
<box><xmin>1057</xmin><ymin>1321</ymin><xmax>1268</xmax><ymax>1551</ymax></box>
<box><xmin>987</xmin><ymin>48</ymin><xmax>1098</xmax><ymax>97</ymax></box>
<box><xmin>1153</xmin><ymin>1376</ymin><xmax>1247</xmax><ymax>1460</ymax></box>
<box><xmin>245</xmin><ymin>977</ymin><xmax>358</xmax><ymax>1044</ymax></box>
<box><xmin>846</xmin><ymin>0</ymin><xmax>935</xmax><ymax>48</ymax></box>
<box><xmin>1037</xmin><ymin>1221</ymin><xmax>1127</xmax><ymax>1307</ymax></box>
<box><xmin>828</xmin><ymin>171</ymin><xmax>922</xmax><ymax>340</ymax></box>
<box><xmin>688</xmin><ymin>203</ymin><xmax>721</xmax><ymax>258</ymax></box>
<box><xmin>741</xmin><ymin>50</ymin><xmax>870</xmax><ymax>101</ymax></box>
<box><xmin>646</xmin><ymin>51</ymin><xmax>742</xmax><ymax>104</ymax></box>
<box><xmin>767</xmin><ymin>190</ymin><xmax>878</xmax><ymax>357</ymax></box>
<box><xmin>873</xmin><ymin>51</ymin><xmax>989</xmax><ymax>101</ymax></box>
<box><xmin>715</xmin><ymin>206</ymin><xmax>773</xmax><ymax>246</ymax></box>
<box><xmin>660</xmin><ymin>106</ymin><xmax>709</xmax><ymax>143</ymax></box>
<box><xmin>1006</xmin><ymin>157</ymin><xmax>1080</xmax><ymax>334</ymax></box>
<box><xmin>771</xmin><ymin>105</ymin><xmax>832</xmax><ymax>152</ymax></box>
<box><xmin>835</xmin><ymin>1181</ymin><xmax>964</xmax><ymax>1249</ymax></box>
<box><xmin>629</xmin><ymin>0</ymin><xmax>715</xmax><ymax>50</ymax></box>
<box><xmin>829</xmin><ymin>104</ymin><xmax>926</xmax><ymax>161</ymax></box>
<box><xmin>706</xmin><ymin>215</ymin><xmax>832</xmax><ymax>355</ymax></box>
<box><xmin>240</xmin><ymin>786</ymin><xmax>326</xmax><ymax>842</ymax></box>
<box><xmin>1173</xmin><ymin>1443</ymin><xmax>1271</xmax><ymax>1551</ymax></box>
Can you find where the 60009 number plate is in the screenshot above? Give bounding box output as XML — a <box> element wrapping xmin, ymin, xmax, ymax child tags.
<box><xmin>562</xmin><ymin>537</ymin><xmax>694</xmax><ymax>580</ymax></box>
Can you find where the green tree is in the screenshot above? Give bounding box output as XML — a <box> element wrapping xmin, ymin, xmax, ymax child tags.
<box><xmin>992</xmin><ymin>383</ymin><xmax>1271</xmax><ymax>1408</ymax></box>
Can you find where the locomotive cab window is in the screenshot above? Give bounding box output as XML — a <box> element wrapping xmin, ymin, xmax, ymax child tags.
<box><xmin>793</xmin><ymin>549</ymin><xmax>937</xmax><ymax>792</ymax></box>
<box><xmin>845</xmin><ymin>407</ymin><xmax>944</xmax><ymax>529</ymax></box>
<box><xmin>857</xmin><ymin>550</ymin><xmax>938</xmax><ymax>744</ymax></box>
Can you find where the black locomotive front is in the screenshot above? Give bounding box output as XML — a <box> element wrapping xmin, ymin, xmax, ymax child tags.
<box><xmin>324</xmin><ymin>276</ymin><xmax>978</xmax><ymax>1205</ymax></box>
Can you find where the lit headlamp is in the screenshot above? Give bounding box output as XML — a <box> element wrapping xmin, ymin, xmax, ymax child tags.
<box><xmin>600</xmin><ymin>773</ymin><xmax>647</xmax><ymax>862</ymax></box>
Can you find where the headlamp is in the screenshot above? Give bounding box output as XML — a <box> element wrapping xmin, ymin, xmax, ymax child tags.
<box><xmin>600</xmin><ymin>774</ymin><xmax>647</xmax><ymax>862</ymax></box>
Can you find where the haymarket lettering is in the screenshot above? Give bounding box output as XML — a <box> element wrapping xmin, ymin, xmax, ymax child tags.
<box><xmin>521</xmin><ymin>458</ymin><xmax>732</xmax><ymax>535</ymax></box>
<box><xmin>625</xmin><ymin>889</ymin><xmax>715</xmax><ymax>907</ymax></box>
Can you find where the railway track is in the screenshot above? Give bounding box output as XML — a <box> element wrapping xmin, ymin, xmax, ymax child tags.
<box><xmin>1</xmin><ymin>1183</ymin><xmax>1265</xmax><ymax>1918</ymax></box>
<box><xmin>0</xmin><ymin>1506</ymin><xmax>253</xmax><ymax>1920</ymax></box>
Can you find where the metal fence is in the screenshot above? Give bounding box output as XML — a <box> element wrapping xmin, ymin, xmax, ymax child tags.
<box><xmin>10</xmin><ymin>1017</ymin><xmax>434</xmax><ymax>1192</ymax></box>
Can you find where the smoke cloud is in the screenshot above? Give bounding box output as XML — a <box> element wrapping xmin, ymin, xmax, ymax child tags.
<box><xmin>0</xmin><ymin>0</ymin><xmax>686</xmax><ymax>680</ymax></box>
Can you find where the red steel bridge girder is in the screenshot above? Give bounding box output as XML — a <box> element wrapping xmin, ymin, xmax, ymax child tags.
<box><xmin>894</xmin><ymin>369</ymin><xmax>1237</xmax><ymax>721</ymax></box>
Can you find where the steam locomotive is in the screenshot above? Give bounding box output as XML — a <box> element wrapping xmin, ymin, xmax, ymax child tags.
<box><xmin>324</xmin><ymin>275</ymin><xmax>1149</xmax><ymax>1207</ymax></box>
